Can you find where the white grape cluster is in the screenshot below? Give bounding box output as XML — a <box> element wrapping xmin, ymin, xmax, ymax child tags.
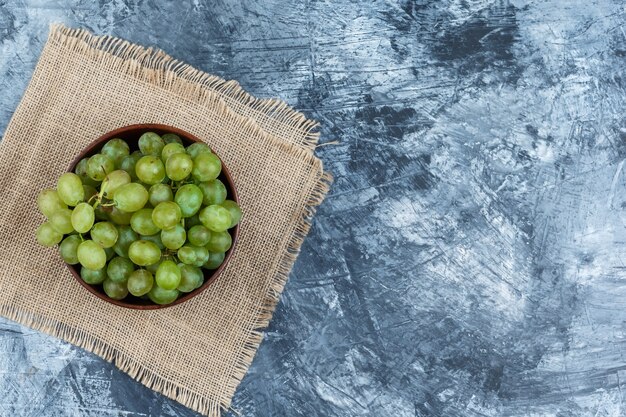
<box><xmin>36</xmin><ymin>132</ymin><xmax>241</xmax><ymax>305</ymax></box>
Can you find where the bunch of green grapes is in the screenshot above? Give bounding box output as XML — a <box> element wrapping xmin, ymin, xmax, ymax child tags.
<box><xmin>36</xmin><ymin>132</ymin><xmax>241</xmax><ymax>305</ymax></box>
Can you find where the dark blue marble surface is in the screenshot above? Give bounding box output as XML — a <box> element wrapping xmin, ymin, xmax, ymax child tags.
<box><xmin>2</xmin><ymin>1</ymin><xmax>626</xmax><ymax>416</ymax></box>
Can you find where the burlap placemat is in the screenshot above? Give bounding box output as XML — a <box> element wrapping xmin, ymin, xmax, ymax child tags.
<box><xmin>0</xmin><ymin>24</ymin><xmax>331</xmax><ymax>416</ymax></box>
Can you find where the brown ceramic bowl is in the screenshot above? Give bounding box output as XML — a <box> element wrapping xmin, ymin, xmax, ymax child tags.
<box><xmin>67</xmin><ymin>124</ymin><xmax>239</xmax><ymax>309</ymax></box>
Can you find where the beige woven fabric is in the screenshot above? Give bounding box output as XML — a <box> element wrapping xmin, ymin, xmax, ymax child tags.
<box><xmin>0</xmin><ymin>25</ymin><xmax>331</xmax><ymax>416</ymax></box>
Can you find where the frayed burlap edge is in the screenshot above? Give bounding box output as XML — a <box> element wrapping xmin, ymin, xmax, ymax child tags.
<box><xmin>48</xmin><ymin>24</ymin><xmax>320</xmax><ymax>152</ymax></box>
<box><xmin>0</xmin><ymin>24</ymin><xmax>333</xmax><ymax>416</ymax></box>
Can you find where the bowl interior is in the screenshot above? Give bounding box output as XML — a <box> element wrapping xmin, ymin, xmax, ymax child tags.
<box><xmin>67</xmin><ymin>124</ymin><xmax>239</xmax><ymax>310</ymax></box>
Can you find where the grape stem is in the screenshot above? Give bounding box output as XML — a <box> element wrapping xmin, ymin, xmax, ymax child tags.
<box><xmin>162</xmin><ymin>251</ymin><xmax>180</xmax><ymax>264</ymax></box>
<box><xmin>170</xmin><ymin>179</ymin><xmax>193</xmax><ymax>191</ymax></box>
<box><xmin>89</xmin><ymin>181</ymin><xmax>106</xmax><ymax>209</ymax></box>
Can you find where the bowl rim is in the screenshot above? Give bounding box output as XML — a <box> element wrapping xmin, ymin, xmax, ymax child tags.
<box><xmin>66</xmin><ymin>123</ymin><xmax>240</xmax><ymax>310</ymax></box>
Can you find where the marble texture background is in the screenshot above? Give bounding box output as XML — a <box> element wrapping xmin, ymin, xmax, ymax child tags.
<box><xmin>1</xmin><ymin>0</ymin><xmax>626</xmax><ymax>416</ymax></box>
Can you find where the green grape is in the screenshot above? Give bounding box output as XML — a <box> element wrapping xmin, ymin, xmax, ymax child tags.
<box><xmin>105</xmin><ymin>246</ymin><xmax>116</xmax><ymax>261</ymax></box>
<box><xmin>155</xmin><ymin>260</ymin><xmax>182</xmax><ymax>290</ymax></box>
<box><xmin>107</xmin><ymin>256</ymin><xmax>135</xmax><ymax>283</ymax></box>
<box><xmin>148</xmin><ymin>285</ymin><xmax>179</xmax><ymax>305</ymax></box>
<box><xmin>128</xmin><ymin>240</ymin><xmax>161</xmax><ymax>266</ymax></box>
<box><xmin>101</xmin><ymin>138</ymin><xmax>130</xmax><ymax>167</ymax></box>
<box><xmin>161</xmin><ymin>224</ymin><xmax>186</xmax><ymax>250</ymax></box>
<box><xmin>77</xmin><ymin>240</ymin><xmax>107</xmax><ymax>270</ymax></box>
<box><xmin>166</xmin><ymin>153</ymin><xmax>193</xmax><ymax>181</ymax></box>
<box><xmin>191</xmin><ymin>153</ymin><xmax>221</xmax><ymax>182</ymax></box>
<box><xmin>102</xmin><ymin>170</ymin><xmax>131</xmax><ymax>198</ymax></box>
<box><xmin>130</xmin><ymin>208</ymin><xmax>160</xmax><ymax>235</ymax></box>
<box><xmin>108</xmin><ymin>206</ymin><xmax>132</xmax><ymax>224</ymax></box>
<box><xmin>199</xmin><ymin>205</ymin><xmax>231</xmax><ymax>232</ymax></box>
<box><xmin>162</xmin><ymin>133</ymin><xmax>183</xmax><ymax>144</ymax></box>
<box><xmin>120</xmin><ymin>151</ymin><xmax>142</xmax><ymax>180</ymax></box>
<box><xmin>127</xmin><ymin>269</ymin><xmax>154</xmax><ymax>296</ymax></box>
<box><xmin>36</xmin><ymin>222</ymin><xmax>62</xmax><ymax>247</ymax></box>
<box><xmin>113</xmin><ymin>225</ymin><xmax>137</xmax><ymax>257</ymax></box>
<box><xmin>94</xmin><ymin>205</ymin><xmax>109</xmax><ymax>221</ymax></box>
<box><xmin>198</xmin><ymin>179</ymin><xmax>227</xmax><ymax>205</ymax></box>
<box><xmin>195</xmin><ymin>274</ymin><xmax>206</xmax><ymax>289</ymax></box>
<box><xmin>177</xmin><ymin>246</ymin><xmax>197</xmax><ymax>265</ymax></box>
<box><xmin>220</xmin><ymin>200</ymin><xmax>242</xmax><ymax>227</ymax></box>
<box><xmin>91</xmin><ymin>221</ymin><xmax>118</xmax><ymax>248</ymax></box>
<box><xmin>140</xmin><ymin>232</ymin><xmax>165</xmax><ymax>250</ymax></box>
<box><xmin>37</xmin><ymin>189</ymin><xmax>67</xmax><ymax>218</ymax></box>
<box><xmin>49</xmin><ymin>208</ymin><xmax>74</xmax><ymax>234</ymax></box>
<box><xmin>81</xmin><ymin>266</ymin><xmax>106</xmax><ymax>284</ymax></box>
<box><xmin>186</xmin><ymin>213</ymin><xmax>202</xmax><ymax>228</ymax></box>
<box><xmin>186</xmin><ymin>142</ymin><xmax>211</xmax><ymax>159</ymax></box>
<box><xmin>71</xmin><ymin>203</ymin><xmax>95</xmax><ymax>233</ymax></box>
<box><xmin>187</xmin><ymin>225</ymin><xmax>211</xmax><ymax>246</ymax></box>
<box><xmin>113</xmin><ymin>183</ymin><xmax>149</xmax><ymax>212</ymax></box>
<box><xmin>87</xmin><ymin>153</ymin><xmax>115</xmax><ymax>181</ymax></box>
<box><xmin>161</xmin><ymin>142</ymin><xmax>186</xmax><ymax>162</ymax></box>
<box><xmin>75</xmin><ymin>158</ymin><xmax>100</xmax><ymax>187</ymax></box>
<box><xmin>148</xmin><ymin>183</ymin><xmax>173</xmax><ymax>206</ymax></box>
<box><xmin>191</xmin><ymin>245</ymin><xmax>210</xmax><ymax>267</ymax></box>
<box><xmin>203</xmin><ymin>251</ymin><xmax>225</xmax><ymax>270</ymax></box>
<box><xmin>59</xmin><ymin>235</ymin><xmax>81</xmax><ymax>264</ymax></box>
<box><xmin>174</xmin><ymin>184</ymin><xmax>203</xmax><ymax>217</ymax></box>
<box><xmin>206</xmin><ymin>231</ymin><xmax>232</xmax><ymax>253</ymax></box>
<box><xmin>83</xmin><ymin>184</ymin><xmax>98</xmax><ymax>201</ymax></box>
<box><xmin>177</xmin><ymin>264</ymin><xmax>204</xmax><ymax>292</ymax></box>
<box><xmin>135</xmin><ymin>155</ymin><xmax>166</xmax><ymax>185</ymax></box>
<box><xmin>138</xmin><ymin>132</ymin><xmax>165</xmax><ymax>156</ymax></box>
<box><xmin>74</xmin><ymin>157</ymin><xmax>89</xmax><ymax>174</ymax></box>
<box><xmin>152</xmin><ymin>201</ymin><xmax>182</xmax><ymax>230</ymax></box>
<box><xmin>103</xmin><ymin>279</ymin><xmax>128</xmax><ymax>300</ymax></box>
<box><xmin>74</xmin><ymin>158</ymin><xmax>88</xmax><ymax>175</ymax></box>
<box><xmin>57</xmin><ymin>172</ymin><xmax>85</xmax><ymax>206</ymax></box>
<box><xmin>146</xmin><ymin>259</ymin><xmax>162</xmax><ymax>274</ymax></box>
